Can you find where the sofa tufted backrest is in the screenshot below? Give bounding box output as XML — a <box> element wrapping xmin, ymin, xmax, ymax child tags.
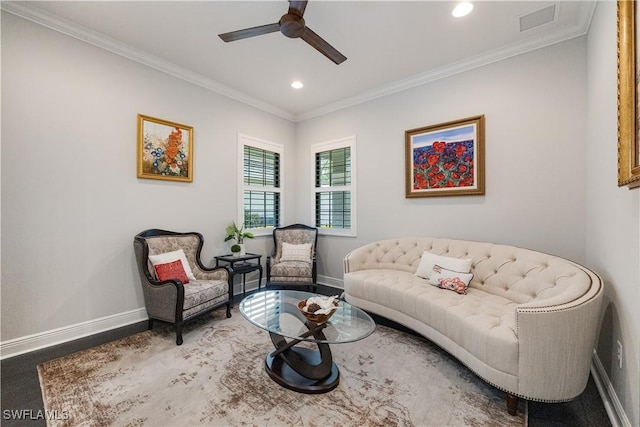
<box><xmin>344</xmin><ymin>237</ymin><xmax>595</xmax><ymax>305</ymax></box>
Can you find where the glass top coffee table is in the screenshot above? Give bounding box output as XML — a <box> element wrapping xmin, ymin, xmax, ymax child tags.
<box><xmin>239</xmin><ymin>290</ymin><xmax>375</xmax><ymax>393</ymax></box>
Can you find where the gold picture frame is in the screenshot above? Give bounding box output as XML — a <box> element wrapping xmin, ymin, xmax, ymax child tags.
<box><xmin>405</xmin><ymin>115</ymin><xmax>485</xmax><ymax>198</ymax></box>
<box><xmin>137</xmin><ymin>114</ymin><xmax>193</xmax><ymax>182</ymax></box>
<box><xmin>617</xmin><ymin>0</ymin><xmax>640</xmax><ymax>188</ymax></box>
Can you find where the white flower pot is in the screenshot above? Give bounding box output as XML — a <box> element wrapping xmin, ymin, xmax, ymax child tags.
<box><xmin>232</xmin><ymin>244</ymin><xmax>246</xmax><ymax>257</ymax></box>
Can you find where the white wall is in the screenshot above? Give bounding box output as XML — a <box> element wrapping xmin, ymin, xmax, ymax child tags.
<box><xmin>295</xmin><ymin>37</ymin><xmax>588</xmax><ymax>283</ymax></box>
<box><xmin>2</xmin><ymin>9</ymin><xmax>638</xmax><ymax>425</ymax></box>
<box><xmin>586</xmin><ymin>3</ymin><xmax>639</xmax><ymax>426</ymax></box>
<box><xmin>1</xmin><ymin>13</ymin><xmax>296</xmax><ymax>345</ymax></box>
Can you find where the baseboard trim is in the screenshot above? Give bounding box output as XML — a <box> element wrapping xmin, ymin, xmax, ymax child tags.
<box><xmin>0</xmin><ymin>308</ymin><xmax>147</xmax><ymax>360</ymax></box>
<box><xmin>591</xmin><ymin>350</ymin><xmax>632</xmax><ymax>427</ymax></box>
<box><xmin>1</xmin><ymin>277</ymin><xmax>344</xmax><ymax>360</ymax></box>
<box><xmin>3</xmin><ymin>285</ymin><xmax>629</xmax><ymax>427</ymax></box>
<box><xmin>235</xmin><ymin>276</ymin><xmax>343</xmax><ymax>293</ymax></box>
<box><xmin>317</xmin><ymin>274</ymin><xmax>344</xmax><ymax>289</ymax></box>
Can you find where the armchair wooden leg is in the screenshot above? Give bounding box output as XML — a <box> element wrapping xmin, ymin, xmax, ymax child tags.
<box><xmin>175</xmin><ymin>325</ymin><xmax>183</xmax><ymax>346</ymax></box>
<box><xmin>148</xmin><ymin>319</ymin><xmax>154</xmax><ymax>330</ymax></box>
<box><xmin>506</xmin><ymin>394</ymin><xmax>518</xmax><ymax>416</ymax></box>
<box><xmin>226</xmin><ymin>302</ymin><xmax>232</xmax><ymax>318</ymax></box>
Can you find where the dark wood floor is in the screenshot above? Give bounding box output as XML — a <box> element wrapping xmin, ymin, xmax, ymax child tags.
<box><xmin>1</xmin><ymin>284</ymin><xmax>611</xmax><ymax>426</ymax></box>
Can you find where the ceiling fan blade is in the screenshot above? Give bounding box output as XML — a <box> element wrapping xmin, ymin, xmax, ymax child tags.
<box><xmin>301</xmin><ymin>27</ymin><xmax>347</xmax><ymax>65</ymax></box>
<box><xmin>288</xmin><ymin>1</ymin><xmax>308</xmax><ymax>17</ymax></box>
<box><xmin>219</xmin><ymin>23</ymin><xmax>280</xmax><ymax>42</ymax></box>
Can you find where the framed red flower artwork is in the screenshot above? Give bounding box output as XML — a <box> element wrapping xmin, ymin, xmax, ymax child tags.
<box><xmin>405</xmin><ymin>115</ymin><xmax>485</xmax><ymax>198</ymax></box>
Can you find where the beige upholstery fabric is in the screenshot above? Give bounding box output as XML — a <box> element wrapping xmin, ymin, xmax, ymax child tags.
<box><xmin>270</xmin><ymin>261</ymin><xmax>314</xmax><ymax>283</ymax></box>
<box><xmin>144</xmin><ymin>235</ymin><xmax>227</xmax><ymax>282</ymax></box>
<box><xmin>273</xmin><ymin>228</ymin><xmax>316</xmax><ymax>263</ymax></box>
<box><xmin>346</xmin><ymin>269</ymin><xmax>519</xmax><ymax>375</ymax></box>
<box><xmin>141</xmin><ymin>235</ymin><xmax>229</xmax><ymax>318</ymax></box>
<box><xmin>183</xmin><ymin>288</ymin><xmax>229</xmax><ymax>318</ymax></box>
<box><xmin>344</xmin><ymin>237</ymin><xmax>603</xmax><ymax>402</ymax></box>
<box><xmin>134</xmin><ymin>230</ymin><xmax>231</xmax><ymax>345</ymax></box>
<box><xmin>268</xmin><ymin>225</ymin><xmax>317</xmax><ymax>285</ymax></box>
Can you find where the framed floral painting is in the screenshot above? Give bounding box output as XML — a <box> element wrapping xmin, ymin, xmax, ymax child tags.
<box><xmin>405</xmin><ymin>115</ymin><xmax>485</xmax><ymax>198</ymax></box>
<box><xmin>617</xmin><ymin>0</ymin><xmax>640</xmax><ymax>188</ymax></box>
<box><xmin>137</xmin><ymin>114</ymin><xmax>193</xmax><ymax>182</ymax></box>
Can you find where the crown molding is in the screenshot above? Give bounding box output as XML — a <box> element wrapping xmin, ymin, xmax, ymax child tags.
<box><xmin>2</xmin><ymin>1</ymin><xmax>595</xmax><ymax>124</ymax></box>
<box><xmin>1</xmin><ymin>1</ymin><xmax>296</xmax><ymax>122</ymax></box>
<box><xmin>294</xmin><ymin>2</ymin><xmax>596</xmax><ymax>122</ymax></box>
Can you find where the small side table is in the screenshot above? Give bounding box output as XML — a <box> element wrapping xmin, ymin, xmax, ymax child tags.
<box><xmin>214</xmin><ymin>253</ymin><xmax>263</xmax><ymax>300</ymax></box>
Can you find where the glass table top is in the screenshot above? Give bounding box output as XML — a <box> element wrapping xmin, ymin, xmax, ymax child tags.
<box><xmin>239</xmin><ymin>290</ymin><xmax>376</xmax><ymax>344</ymax></box>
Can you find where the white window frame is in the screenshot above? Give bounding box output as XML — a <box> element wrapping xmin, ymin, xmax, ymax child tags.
<box><xmin>311</xmin><ymin>135</ymin><xmax>357</xmax><ymax>237</ymax></box>
<box><xmin>238</xmin><ymin>134</ymin><xmax>284</xmax><ymax>237</ymax></box>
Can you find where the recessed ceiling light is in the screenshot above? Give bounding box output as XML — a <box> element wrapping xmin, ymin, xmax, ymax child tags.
<box><xmin>452</xmin><ymin>2</ymin><xmax>474</xmax><ymax>18</ymax></box>
<box><xmin>291</xmin><ymin>81</ymin><xmax>304</xmax><ymax>89</ymax></box>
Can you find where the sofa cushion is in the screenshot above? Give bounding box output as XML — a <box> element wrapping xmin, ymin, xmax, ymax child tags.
<box><xmin>183</xmin><ymin>279</ymin><xmax>228</xmax><ymax>312</ymax></box>
<box><xmin>270</xmin><ymin>261</ymin><xmax>313</xmax><ymax>282</ymax></box>
<box><xmin>344</xmin><ymin>269</ymin><xmax>519</xmax><ymax>376</ymax></box>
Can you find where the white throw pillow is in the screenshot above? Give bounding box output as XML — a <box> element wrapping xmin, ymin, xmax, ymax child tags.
<box><xmin>148</xmin><ymin>249</ymin><xmax>197</xmax><ymax>281</ymax></box>
<box><xmin>428</xmin><ymin>265</ymin><xmax>474</xmax><ymax>294</ymax></box>
<box><xmin>415</xmin><ymin>251</ymin><xmax>472</xmax><ymax>280</ymax></box>
<box><xmin>280</xmin><ymin>242</ymin><xmax>312</xmax><ymax>262</ymax></box>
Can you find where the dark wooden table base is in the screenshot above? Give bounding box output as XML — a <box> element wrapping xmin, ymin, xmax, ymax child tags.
<box><xmin>265</xmin><ymin>348</ymin><xmax>339</xmax><ymax>393</ymax></box>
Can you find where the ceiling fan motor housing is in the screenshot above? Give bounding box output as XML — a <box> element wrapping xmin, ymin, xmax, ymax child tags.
<box><xmin>280</xmin><ymin>13</ymin><xmax>306</xmax><ymax>38</ymax></box>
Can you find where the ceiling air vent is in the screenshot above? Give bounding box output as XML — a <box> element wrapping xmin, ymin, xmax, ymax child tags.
<box><xmin>519</xmin><ymin>4</ymin><xmax>557</xmax><ymax>32</ymax></box>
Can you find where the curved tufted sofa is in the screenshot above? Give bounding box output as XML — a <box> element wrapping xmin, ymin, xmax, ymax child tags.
<box><xmin>343</xmin><ymin>237</ymin><xmax>603</xmax><ymax>415</ymax></box>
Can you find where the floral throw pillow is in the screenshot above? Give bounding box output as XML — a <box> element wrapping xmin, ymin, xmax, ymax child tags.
<box><xmin>415</xmin><ymin>251</ymin><xmax>472</xmax><ymax>280</ymax></box>
<box><xmin>428</xmin><ymin>264</ymin><xmax>473</xmax><ymax>294</ymax></box>
<box><xmin>154</xmin><ymin>259</ymin><xmax>190</xmax><ymax>284</ymax></box>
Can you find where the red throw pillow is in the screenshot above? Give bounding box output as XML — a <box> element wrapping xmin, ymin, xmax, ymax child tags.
<box><xmin>154</xmin><ymin>260</ymin><xmax>190</xmax><ymax>284</ymax></box>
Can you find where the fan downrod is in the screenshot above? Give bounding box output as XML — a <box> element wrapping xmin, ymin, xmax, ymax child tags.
<box><xmin>279</xmin><ymin>13</ymin><xmax>306</xmax><ymax>38</ymax></box>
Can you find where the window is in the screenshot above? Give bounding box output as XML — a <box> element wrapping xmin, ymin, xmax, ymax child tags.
<box><xmin>312</xmin><ymin>136</ymin><xmax>357</xmax><ymax>236</ymax></box>
<box><xmin>238</xmin><ymin>134</ymin><xmax>283</xmax><ymax>235</ymax></box>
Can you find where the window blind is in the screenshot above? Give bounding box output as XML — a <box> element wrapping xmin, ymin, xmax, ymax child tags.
<box><xmin>244</xmin><ymin>146</ymin><xmax>280</xmax><ymax>187</ymax></box>
<box><xmin>315</xmin><ymin>191</ymin><xmax>351</xmax><ymax>229</ymax></box>
<box><xmin>244</xmin><ymin>191</ymin><xmax>280</xmax><ymax>228</ymax></box>
<box><xmin>315</xmin><ymin>147</ymin><xmax>350</xmax><ymax>187</ymax></box>
<box><xmin>314</xmin><ymin>146</ymin><xmax>351</xmax><ymax>229</ymax></box>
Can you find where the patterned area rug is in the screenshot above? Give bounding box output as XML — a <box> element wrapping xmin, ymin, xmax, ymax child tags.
<box><xmin>38</xmin><ymin>307</ymin><xmax>526</xmax><ymax>426</ymax></box>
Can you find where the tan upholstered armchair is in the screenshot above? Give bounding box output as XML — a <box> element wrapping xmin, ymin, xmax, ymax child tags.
<box><xmin>133</xmin><ymin>229</ymin><xmax>231</xmax><ymax>345</ymax></box>
<box><xmin>266</xmin><ymin>224</ymin><xmax>318</xmax><ymax>291</ymax></box>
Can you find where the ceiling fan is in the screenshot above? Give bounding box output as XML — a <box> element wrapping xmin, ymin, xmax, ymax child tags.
<box><xmin>218</xmin><ymin>0</ymin><xmax>347</xmax><ymax>65</ymax></box>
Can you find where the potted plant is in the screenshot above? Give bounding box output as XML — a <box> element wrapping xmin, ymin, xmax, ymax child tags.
<box><xmin>224</xmin><ymin>222</ymin><xmax>254</xmax><ymax>256</ymax></box>
<box><xmin>230</xmin><ymin>244</ymin><xmax>242</xmax><ymax>257</ymax></box>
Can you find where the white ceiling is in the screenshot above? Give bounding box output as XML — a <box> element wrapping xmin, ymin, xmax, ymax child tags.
<box><xmin>5</xmin><ymin>1</ymin><xmax>596</xmax><ymax>121</ymax></box>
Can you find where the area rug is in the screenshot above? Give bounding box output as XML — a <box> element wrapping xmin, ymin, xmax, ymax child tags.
<box><xmin>38</xmin><ymin>307</ymin><xmax>526</xmax><ymax>426</ymax></box>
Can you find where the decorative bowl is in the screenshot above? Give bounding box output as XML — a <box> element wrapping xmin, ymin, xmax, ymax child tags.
<box><xmin>298</xmin><ymin>299</ymin><xmax>339</xmax><ymax>324</ymax></box>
